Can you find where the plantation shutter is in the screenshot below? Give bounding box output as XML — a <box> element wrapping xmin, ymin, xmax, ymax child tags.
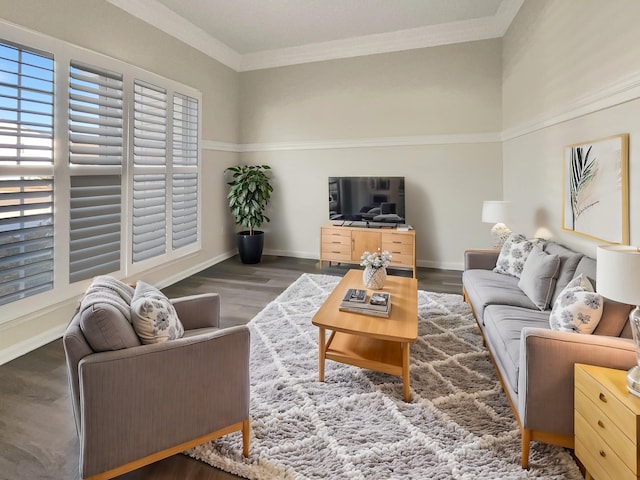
<box><xmin>0</xmin><ymin>42</ymin><xmax>54</xmax><ymax>305</ymax></box>
<box><xmin>172</xmin><ymin>93</ymin><xmax>198</xmax><ymax>249</ymax></box>
<box><xmin>0</xmin><ymin>43</ymin><xmax>54</xmax><ymax>166</ymax></box>
<box><xmin>69</xmin><ymin>61</ymin><xmax>123</xmax><ymax>166</ymax></box>
<box><xmin>68</xmin><ymin>61</ymin><xmax>123</xmax><ymax>282</ymax></box>
<box><xmin>133</xmin><ymin>174</ymin><xmax>166</xmax><ymax>261</ymax></box>
<box><xmin>69</xmin><ymin>176</ymin><xmax>121</xmax><ymax>282</ymax></box>
<box><xmin>172</xmin><ymin>173</ymin><xmax>197</xmax><ymax>248</ymax></box>
<box><xmin>132</xmin><ymin>80</ymin><xmax>167</xmax><ymax>262</ymax></box>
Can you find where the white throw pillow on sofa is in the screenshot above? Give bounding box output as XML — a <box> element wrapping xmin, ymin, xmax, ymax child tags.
<box><xmin>494</xmin><ymin>233</ymin><xmax>539</xmax><ymax>278</ymax></box>
<box><xmin>131</xmin><ymin>280</ymin><xmax>184</xmax><ymax>344</ymax></box>
<box><xmin>549</xmin><ymin>274</ymin><xmax>603</xmax><ymax>334</ymax></box>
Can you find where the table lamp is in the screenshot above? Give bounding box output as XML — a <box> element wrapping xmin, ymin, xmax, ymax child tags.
<box><xmin>596</xmin><ymin>245</ymin><xmax>640</xmax><ymax>396</ymax></box>
<box><xmin>482</xmin><ymin>201</ymin><xmax>511</xmax><ymax>249</ymax></box>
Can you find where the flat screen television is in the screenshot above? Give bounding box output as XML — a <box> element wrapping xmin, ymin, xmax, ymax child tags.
<box><xmin>328</xmin><ymin>176</ymin><xmax>405</xmax><ymax>225</ymax></box>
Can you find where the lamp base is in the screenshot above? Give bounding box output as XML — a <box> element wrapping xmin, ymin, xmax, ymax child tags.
<box><xmin>627</xmin><ymin>306</ymin><xmax>640</xmax><ymax>397</ymax></box>
<box><xmin>627</xmin><ymin>366</ymin><xmax>640</xmax><ymax>397</ymax></box>
<box><xmin>490</xmin><ymin>223</ymin><xmax>511</xmax><ymax>249</ymax></box>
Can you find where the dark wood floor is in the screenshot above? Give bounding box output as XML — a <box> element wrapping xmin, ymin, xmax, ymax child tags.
<box><xmin>0</xmin><ymin>256</ymin><xmax>462</xmax><ymax>480</ymax></box>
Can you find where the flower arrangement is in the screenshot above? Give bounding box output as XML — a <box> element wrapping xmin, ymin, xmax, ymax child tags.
<box><xmin>360</xmin><ymin>249</ymin><xmax>391</xmax><ymax>270</ymax></box>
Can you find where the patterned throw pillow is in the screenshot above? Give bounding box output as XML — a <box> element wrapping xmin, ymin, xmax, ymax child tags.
<box><xmin>549</xmin><ymin>274</ymin><xmax>603</xmax><ymax>334</ymax></box>
<box><xmin>493</xmin><ymin>233</ymin><xmax>538</xmax><ymax>278</ymax></box>
<box><xmin>131</xmin><ymin>280</ymin><xmax>184</xmax><ymax>344</ymax></box>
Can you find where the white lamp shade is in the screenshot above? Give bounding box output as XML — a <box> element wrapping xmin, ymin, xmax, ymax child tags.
<box><xmin>596</xmin><ymin>245</ymin><xmax>640</xmax><ymax>306</ymax></box>
<box><xmin>482</xmin><ymin>201</ymin><xmax>511</xmax><ymax>224</ymax></box>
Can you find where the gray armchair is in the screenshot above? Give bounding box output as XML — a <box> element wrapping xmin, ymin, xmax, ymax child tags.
<box><xmin>63</xmin><ymin>284</ymin><xmax>250</xmax><ymax>480</ymax></box>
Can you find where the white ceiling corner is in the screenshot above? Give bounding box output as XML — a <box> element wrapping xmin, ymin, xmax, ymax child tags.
<box><xmin>106</xmin><ymin>0</ymin><xmax>524</xmax><ymax>72</ymax></box>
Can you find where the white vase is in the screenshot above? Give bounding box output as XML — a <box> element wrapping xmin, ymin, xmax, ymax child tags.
<box><xmin>363</xmin><ymin>266</ymin><xmax>387</xmax><ymax>290</ymax></box>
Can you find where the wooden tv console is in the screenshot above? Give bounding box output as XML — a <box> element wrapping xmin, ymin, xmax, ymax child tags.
<box><xmin>320</xmin><ymin>223</ymin><xmax>416</xmax><ymax>278</ymax></box>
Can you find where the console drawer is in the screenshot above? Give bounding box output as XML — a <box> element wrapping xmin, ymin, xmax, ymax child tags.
<box><xmin>389</xmin><ymin>254</ymin><xmax>414</xmax><ymax>267</ymax></box>
<box><xmin>322</xmin><ymin>233</ymin><xmax>351</xmax><ymax>246</ymax></box>
<box><xmin>321</xmin><ymin>242</ymin><xmax>351</xmax><ymax>262</ymax></box>
<box><xmin>382</xmin><ymin>233</ymin><xmax>413</xmax><ymax>246</ymax></box>
<box><xmin>382</xmin><ymin>243</ymin><xmax>413</xmax><ymax>256</ymax></box>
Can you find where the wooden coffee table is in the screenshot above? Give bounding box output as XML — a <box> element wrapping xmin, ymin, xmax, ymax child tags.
<box><xmin>312</xmin><ymin>269</ymin><xmax>418</xmax><ymax>401</ymax></box>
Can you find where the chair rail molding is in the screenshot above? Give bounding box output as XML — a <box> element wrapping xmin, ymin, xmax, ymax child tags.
<box><xmin>202</xmin><ymin>132</ymin><xmax>501</xmax><ymax>154</ymax></box>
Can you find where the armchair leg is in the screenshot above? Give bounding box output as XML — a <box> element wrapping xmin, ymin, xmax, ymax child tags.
<box><xmin>242</xmin><ymin>418</ymin><xmax>250</xmax><ymax>457</ymax></box>
<box><xmin>521</xmin><ymin>428</ymin><xmax>531</xmax><ymax>469</ymax></box>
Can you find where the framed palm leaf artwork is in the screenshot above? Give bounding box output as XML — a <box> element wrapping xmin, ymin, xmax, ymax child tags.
<box><xmin>562</xmin><ymin>133</ymin><xmax>629</xmax><ymax>244</ymax></box>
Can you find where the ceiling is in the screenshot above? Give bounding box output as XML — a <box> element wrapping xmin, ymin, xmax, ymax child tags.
<box><xmin>106</xmin><ymin>0</ymin><xmax>524</xmax><ymax>71</ymax></box>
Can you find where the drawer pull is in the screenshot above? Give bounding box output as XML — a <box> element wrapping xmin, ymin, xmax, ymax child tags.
<box><xmin>597</xmin><ymin>420</ymin><xmax>605</xmax><ymax>428</ymax></box>
<box><xmin>599</xmin><ymin>450</ymin><xmax>606</xmax><ymax>458</ymax></box>
<box><xmin>598</xmin><ymin>392</ymin><xmax>607</xmax><ymax>403</ymax></box>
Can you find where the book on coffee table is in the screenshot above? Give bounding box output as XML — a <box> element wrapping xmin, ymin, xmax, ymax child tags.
<box><xmin>339</xmin><ymin>291</ymin><xmax>391</xmax><ymax>318</ymax></box>
<box><xmin>342</xmin><ymin>288</ymin><xmax>367</xmax><ymax>303</ymax></box>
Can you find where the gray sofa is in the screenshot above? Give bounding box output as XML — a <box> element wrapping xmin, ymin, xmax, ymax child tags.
<box><xmin>462</xmin><ymin>240</ymin><xmax>636</xmax><ymax>468</ymax></box>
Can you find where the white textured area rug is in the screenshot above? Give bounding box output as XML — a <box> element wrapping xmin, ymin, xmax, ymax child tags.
<box><xmin>187</xmin><ymin>273</ymin><xmax>582</xmax><ymax>479</ymax></box>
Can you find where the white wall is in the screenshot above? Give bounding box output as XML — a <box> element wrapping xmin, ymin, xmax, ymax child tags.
<box><xmin>502</xmin><ymin>0</ymin><xmax>640</xmax><ymax>256</ymax></box>
<box><xmin>0</xmin><ymin>0</ymin><xmax>240</xmax><ymax>362</ymax></box>
<box><xmin>239</xmin><ymin>40</ymin><xmax>504</xmax><ymax>269</ymax></box>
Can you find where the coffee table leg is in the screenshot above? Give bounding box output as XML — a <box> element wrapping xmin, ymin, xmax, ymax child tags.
<box><xmin>318</xmin><ymin>327</ymin><xmax>325</xmax><ymax>382</ymax></box>
<box><xmin>402</xmin><ymin>342</ymin><xmax>411</xmax><ymax>401</ymax></box>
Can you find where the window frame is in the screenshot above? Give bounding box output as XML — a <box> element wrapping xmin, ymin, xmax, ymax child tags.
<box><xmin>0</xmin><ymin>21</ymin><xmax>202</xmax><ymax>323</ymax></box>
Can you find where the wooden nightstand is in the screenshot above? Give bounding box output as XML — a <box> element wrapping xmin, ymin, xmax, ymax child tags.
<box><xmin>574</xmin><ymin>364</ymin><xmax>640</xmax><ymax>480</ymax></box>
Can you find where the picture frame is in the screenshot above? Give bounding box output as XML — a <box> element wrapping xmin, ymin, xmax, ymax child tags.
<box><xmin>562</xmin><ymin>133</ymin><xmax>629</xmax><ymax>245</ymax></box>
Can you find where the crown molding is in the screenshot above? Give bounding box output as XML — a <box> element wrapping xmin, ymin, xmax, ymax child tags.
<box><xmin>106</xmin><ymin>0</ymin><xmax>523</xmax><ymax>72</ymax></box>
<box><xmin>495</xmin><ymin>0</ymin><xmax>525</xmax><ymax>34</ymax></box>
<box><xmin>105</xmin><ymin>0</ymin><xmax>241</xmax><ymax>70</ymax></box>
<box><xmin>239</xmin><ymin>17</ymin><xmax>499</xmax><ymax>72</ymax></box>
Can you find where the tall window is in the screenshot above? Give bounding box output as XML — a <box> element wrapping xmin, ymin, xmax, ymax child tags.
<box><xmin>68</xmin><ymin>61</ymin><xmax>123</xmax><ymax>282</ymax></box>
<box><xmin>0</xmin><ymin>42</ymin><xmax>54</xmax><ymax>306</ymax></box>
<box><xmin>0</xmin><ymin>30</ymin><xmax>201</xmax><ymax>314</ymax></box>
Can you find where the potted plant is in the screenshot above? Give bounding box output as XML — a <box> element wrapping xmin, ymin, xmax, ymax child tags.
<box><xmin>226</xmin><ymin>164</ymin><xmax>273</xmax><ymax>264</ymax></box>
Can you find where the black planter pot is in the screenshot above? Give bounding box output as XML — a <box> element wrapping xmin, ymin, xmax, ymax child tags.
<box><xmin>237</xmin><ymin>230</ymin><xmax>264</xmax><ymax>264</ymax></box>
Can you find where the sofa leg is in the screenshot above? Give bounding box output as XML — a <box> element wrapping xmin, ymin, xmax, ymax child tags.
<box><xmin>242</xmin><ymin>418</ymin><xmax>250</xmax><ymax>457</ymax></box>
<box><xmin>521</xmin><ymin>429</ymin><xmax>531</xmax><ymax>469</ymax></box>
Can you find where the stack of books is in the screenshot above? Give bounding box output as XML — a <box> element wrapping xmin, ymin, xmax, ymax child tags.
<box><xmin>339</xmin><ymin>288</ymin><xmax>391</xmax><ymax>318</ymax></box>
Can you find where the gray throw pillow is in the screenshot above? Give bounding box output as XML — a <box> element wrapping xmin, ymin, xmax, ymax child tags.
<box><xmin>518</xmin><ymin>246</ymin><xmax>561</xmax><ymax>310</ymax></box>
<box><xmin>80</xmin><ymin>303</ymin><xmax>142</xmax><ymax>352</ymax></box>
